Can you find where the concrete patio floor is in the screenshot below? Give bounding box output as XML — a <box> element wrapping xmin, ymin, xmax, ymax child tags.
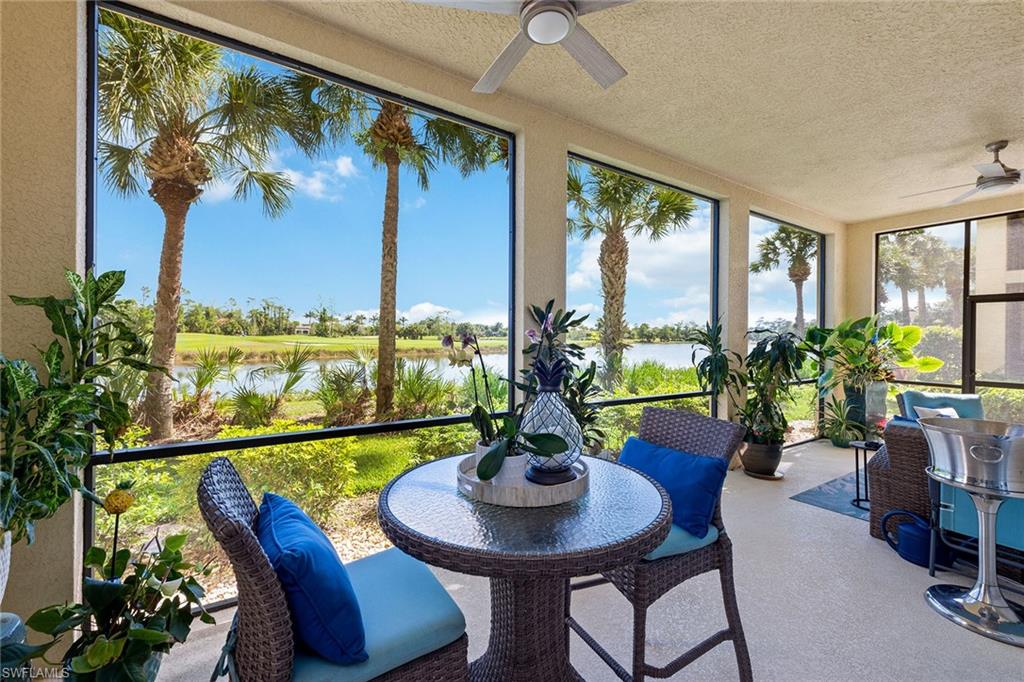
<box><xmin>161</xmin><ymin>440</ymin><xmax>1023</xmax><ymax>681</ymax></box>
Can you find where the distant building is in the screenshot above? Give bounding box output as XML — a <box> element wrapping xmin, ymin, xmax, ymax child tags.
<box><xmin>294</xmin><ymin>323</ymin><xmax>312</xmax><ymax>335</ymax></box>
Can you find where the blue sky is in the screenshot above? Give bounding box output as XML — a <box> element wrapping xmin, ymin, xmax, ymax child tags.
<box><xmin>96</xmin><ymin>16</ymin><xmax>806</xmax><ymax>330</ymax></box>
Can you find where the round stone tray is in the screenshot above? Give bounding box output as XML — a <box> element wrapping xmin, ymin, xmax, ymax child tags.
<box><xmin>457</xmin><ymin>455</ymin><xmax>589</xmax><ymax>507</ymax></box>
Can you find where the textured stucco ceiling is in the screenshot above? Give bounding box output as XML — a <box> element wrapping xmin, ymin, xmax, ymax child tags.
<box><xmin>281</xmin><ymin>0</ymin><xmax>1023</xmax><ymax>222</ymax></box>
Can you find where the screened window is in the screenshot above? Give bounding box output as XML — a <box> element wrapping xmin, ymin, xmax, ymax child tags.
<box><xmin>875</xmin><ymin>223</ymin><xmax>965</xmax><ymax>384</ymax></box>
<box><xmin>874</xmin><ymin>212</ymin><xmax>1024</xmax><ymax>425</ymax></box>
<box><xmin>748</xmin><ymin>215</ymin><xmax>823</xmax><ymax>336</ymax></box>
<box><xmin>565</xmin><ymin>156</ymin><xmax>716</xmax><ymax>449</ymax></box>
<box><xmin>90</xmin><ymin>4</ymin><xmax>512</xmax><ymax>602</ymax></box>
<box><xmin>747</xmin><ymin>215</ymin><xmax>824</xmax><ymax>444</ymax></box>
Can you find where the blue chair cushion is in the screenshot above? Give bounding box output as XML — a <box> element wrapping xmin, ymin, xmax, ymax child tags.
<box><xmin>644</xmin><ymin>524</ymin><xmax>719</xmax><ymax>561</ymax></box>
<box><xmin>900</xmin><ymin>391</ymin><xmax>984</xmax><ymax>420</ymax></box>
<box><xmin>618</xmin><ymin>436</ymin><xmax>727</xmax><ymax>539</ymax></box>
<box><xmin>888</xmin><ymin>415</ymin><xmax>922</xmax><ymax>429</ymax></box>
<box><xmin>256</xmin><ymin>493</ymin><xmax>367</xmax><ymax>665</ymax></box>
<box><xmin>292</xmin><ymin>548</ymin><xmax>466</xmax><ymax>682</ymax></box>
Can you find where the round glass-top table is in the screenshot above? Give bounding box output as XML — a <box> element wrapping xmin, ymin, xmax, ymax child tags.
<box><xmin>378</xmin><ymin>455</ymin><xmax>671</xmax><ymax>681</ymax></box>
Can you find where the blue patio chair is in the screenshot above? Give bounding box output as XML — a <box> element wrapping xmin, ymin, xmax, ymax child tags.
<box><xmin>197</xmin><ymin>457</ymin><xmax>469</xmax><ymax>682</ymax></box>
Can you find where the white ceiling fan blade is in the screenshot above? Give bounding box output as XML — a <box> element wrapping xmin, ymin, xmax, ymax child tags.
<box><xmin>974</xmin><ymin>162</ymin><xmax>1007</xmax><ymax>178</ymax></box>
<box><xmin>560</xmin><ymin>24</ymin><xmax>627</xmax><ymax>89</ymax></box>
<box><xmin>899</xmin><ymin>183</ymin><xmax>976</xmax><ymax>199</ymax></box>
<box><xmin>576</xmin><ymin>0</ymin><xmax>633</xmax><ymax>16</ymax></box>
<box><xmin>407</xmin><ymin>0</ymin><xmax>521</xmax><ymax>15</ymax></box>
<box><xmin>473</xmin><ymin>31</ymin><xmax>532</xmax><ymax>93</ymax></box>
<box><xmin>947</xmin><ymin>186</ymin><xmax>981</xmax><ymax>205</ymax></box>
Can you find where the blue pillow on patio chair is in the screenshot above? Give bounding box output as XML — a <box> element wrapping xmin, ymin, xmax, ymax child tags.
<box><xmin>618</xmin><ymin>436</ymin><xmax>727</xmax><ymax>539</ymax></box>
<box><xmin>257</xmin><ymin>493</ymin><xmax>367</xmax><ymax>664</ymax></box>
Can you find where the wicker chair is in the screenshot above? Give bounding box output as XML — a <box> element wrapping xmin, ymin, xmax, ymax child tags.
<box><xmin>568</xmin><ymin>407</ymin><xmax>752</xmax><ymax>682</ymax></box>
<box><xmin>197</xmin><ymin>457</ymin><xmax>469</xmax><ymax>682</ymax></box>
<box><xmin>867</xmin><ymin>422</ymin><xmax>932</xmax><ymax>540</ymax></box>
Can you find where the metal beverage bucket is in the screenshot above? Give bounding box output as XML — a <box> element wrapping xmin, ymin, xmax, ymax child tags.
<box><xmin>919</xmin><ymin>418</ymin><xmax>1024</xmax><ymax>496</ymax></box>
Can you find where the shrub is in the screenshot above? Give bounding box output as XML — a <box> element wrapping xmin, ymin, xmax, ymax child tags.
<box><xmin>980</xmin><ymin>387</ymin><xmax>1024</xmax><ymax>423</ymax></box>
<box><xmin>412</xmin><ymin>424</ymin><xmax>479</xmax><ymax>465</ymax></box>
<box><xmin>394</xmin><ymin>360</ymin><xmax>455</xmax><ymax>418</ymax></box>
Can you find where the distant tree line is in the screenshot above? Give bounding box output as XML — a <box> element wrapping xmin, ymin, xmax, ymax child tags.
<box><xmin>115</xmin><ymin>296</ymin><xmax>508</xmax><ymax>340</ymax></box>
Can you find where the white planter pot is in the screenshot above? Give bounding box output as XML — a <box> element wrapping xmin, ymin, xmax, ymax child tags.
<box><xmin>474</xmin><ymin>441</ymin><xmax>491</xmax><ymax>469</ymax></box>
<box><xmin>0</xmin><ymin>531</ymin><xmax>11</xmax><ymax>606</ymax></box>
<box><xmin>491</xmin><ymin>453</ymin><xmax>529</xmax><ymax>488</ymax></box>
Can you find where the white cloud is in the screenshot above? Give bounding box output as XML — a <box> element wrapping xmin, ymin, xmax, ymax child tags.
<box><xmin>401</xmin><ymin>301</ymin><xmax>459</xmax><ymax>322</ymax></box>
<box><xmin>568</xmin><ymin>223</ymin><xmax>713</xmax><ymax>292</ymax></box>
<box><xmin>200</xmin><ymin>178</ymin><xmax>234</xmax><ymax>203</ymax></box>
<box><xmin>333</xmin><ymin>155</ymin><xmax>359</xmax><ymax>178</ymax></box>
<box><xmin>281</xmin><ymin>168</ymin><xmax>341</xmax><ymax>202</ymax></box>
<box><xmin>404</xmin><ymin>196</ymin><xmax>427</xmax><ymax>210</ymax></box>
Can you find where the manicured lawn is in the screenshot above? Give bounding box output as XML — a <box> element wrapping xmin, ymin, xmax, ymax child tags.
<box><xmin>346</xmin><ymin>435</ymin><xmax>418</xmax><ymax>496</ymax></box>
<box><xmin>176</xmin><ymin>333</ymin><xmax>507</xmax><ymax>359</ymax></box>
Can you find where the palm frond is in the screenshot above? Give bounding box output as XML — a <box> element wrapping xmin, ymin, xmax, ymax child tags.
<box><xmin>421</xmin><ymin>117</ymin><xmax>502</xmax><ymax>177</ymax></box>
<box><xmin>229</xmin><ymin>168</ymin><xmax>293</xmax><ymax>218</ymax></box>
<box><xmin>97</xmin><ymin>141</ymin><xmax>147</xmax><ymax>197</ymax></box>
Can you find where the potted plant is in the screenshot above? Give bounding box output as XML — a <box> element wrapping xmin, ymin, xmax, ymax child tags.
<box><xmin>821</xmin><ymin>396</ymin><xmax>867</xmax><ymax>448</ymax></box>
<box><xmin>452</xmin><ymin>301</ymin><xmax>595</xmax><ymax>485</ymax></box>
<box><xmin>0</xmin><ymin>269</ymin><xmax>164</xmax><ymax>605</ymax></box>
<box><xmin>688</xmin><ymin>321</ymin><xmax>806</xmax><ymax>478</ymax></box>
<box><xmin>734</xmin><ymin>330</ymin><xmax>808</xmax><ymax>477</ymax></box>
<box><xmin>805</xmin><ymin>316</ymin><xmax>942</xmax><ymax>432</ymax></box>
<box><xmin>15</xmin><ymin>534</ymin><xmax>213</xmax><ymax>680</ymax></box>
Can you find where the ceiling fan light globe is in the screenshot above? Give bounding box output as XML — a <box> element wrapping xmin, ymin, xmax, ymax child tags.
<box><xmin>526</xmin><ymin>10</ymin><xmax>572</xmax><ymax>44</ymax></box>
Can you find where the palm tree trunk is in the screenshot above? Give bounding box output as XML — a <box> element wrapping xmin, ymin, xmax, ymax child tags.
<box><xmin>376</xmin><ymin>151</ymin><xmax>400</xmax><ymax>418</ymax></box>
<box><xmin>599</xmin><ymin>227</ymin><xmax>628</xmax><ymax>364</ymax></box>
<box><xmin>141</xmin><ymin>192</ymin><xmax>192</xmax><ymax>440</ymax></box>
<box><xmin>916</xmin><ymin>287</ymin><xmax>928</xmax><ymax>324</ymax></box>
<box><xmin>900</xmin><ymin>287</ymin><xmax>911</xmax><ymax>325</ymax></box>
<box><xmin>793</xmin><ymin>281</ymin><xmax>806</xmax><ymax>335</ymax></box>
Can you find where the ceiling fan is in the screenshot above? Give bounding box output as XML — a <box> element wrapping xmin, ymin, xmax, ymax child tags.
<box><xmin>411</xmin><ymin>0</ymin><xmax>631</xmax><ymax>93</ymax></box>
<box><xmin>902</xmin><ymin>140</ymin><xmax>1023</xmax><ymax>204</ymax></box>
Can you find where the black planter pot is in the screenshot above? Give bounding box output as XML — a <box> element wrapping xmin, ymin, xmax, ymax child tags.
<box><xmin>740</xmin><ymin>442</ymin><xmax>784</xmax><ymax>479</ymax></box>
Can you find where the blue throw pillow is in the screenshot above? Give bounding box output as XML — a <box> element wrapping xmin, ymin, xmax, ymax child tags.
<box><xmin>618</xmin><ymin>436</ymin><xmax>727</xmax><ymax>539</ymax></box>
<box><xmin>256</xmin><ymin>493</ymin><xmax>367</xmax><ymax>665</ymax></box>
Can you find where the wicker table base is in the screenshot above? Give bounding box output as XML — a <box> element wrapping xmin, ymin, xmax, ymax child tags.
<box><xmin>470</xmin><ymin>577</ymin><xmax>582</xmax><ymax>682</ymax></box>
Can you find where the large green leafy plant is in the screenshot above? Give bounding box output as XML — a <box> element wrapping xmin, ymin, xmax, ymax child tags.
<box><xmin>735</xmin><ymin>331</ymin><xmax>808</xmax><ymax>445</ymax></box>
<box><xmin>804</xmin><ymin>315</ymin><xmax>943</xmax><ymax>394</ymax></box>
<box><xmin>0</xmin><ymin>270</ymin><xmax>163</xmax><ymax>544</ymax></box>
<box><xmin>687</xmin><ymin>321</ymin><xmax>807</xmax><ymax>445</ymax></box>
<box><xmin>15</xmin><ymin>533</ymin><xmax>213</xmax><ymax>681</ymax></box>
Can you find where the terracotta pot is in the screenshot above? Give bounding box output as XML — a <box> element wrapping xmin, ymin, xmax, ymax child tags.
<box><xmin>740</xmin><ymin>442</ymin><xmax>783</xmax><ymax>476</ymax></box>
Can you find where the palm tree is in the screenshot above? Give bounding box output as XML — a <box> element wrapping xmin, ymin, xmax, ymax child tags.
<box><xmin>98</xmin><ymin>9</ymin><xmax>316</xmax><ymax>439</ymax></box>
<box><xmin>749</xmin><ymin>225</ymin><xmax>819</xmax><ymax>335</ymax></box>
<box><xmin>285</xmin><ymin>75</ymin><xmax>505</xmax><ymax>418</ymax></box>
<box><xmin>567</xmin><ymin>161</ymin><xmax>695</xmax><ymax>382</ymax></box>
<box><xmin>878</xmin><ymin>230</ymin><xmax>947</xmax><ymax>325</ymax></box>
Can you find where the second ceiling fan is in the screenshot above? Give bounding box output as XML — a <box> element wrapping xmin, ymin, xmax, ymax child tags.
<box><xmin>413</xmin><ymin>0</ymin><xmax>632</xmax><ymax>93</ymax></box>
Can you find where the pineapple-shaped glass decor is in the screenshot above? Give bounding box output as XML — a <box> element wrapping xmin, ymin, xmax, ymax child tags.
<box><xmin>521</xmin><ymin>357</ymin><xmax>584</xmax><ymax>485</ymax></box>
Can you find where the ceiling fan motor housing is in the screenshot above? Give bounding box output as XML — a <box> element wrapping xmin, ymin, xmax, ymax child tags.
<box><xmin>521</xmin><ymin>0</ymin><xmax>577</xmax><ymax>44</ymax></box>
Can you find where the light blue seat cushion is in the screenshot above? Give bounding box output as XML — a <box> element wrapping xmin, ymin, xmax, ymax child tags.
<box><xmin>900</xmin><ymin>391</ymin><xmax>984</xmax><ymax>420</ymax></box>
<box><xmin>644</xmin><ymin>524</ymin><xmax>719</xmax><ymax>561</ymax></box>
<box><xmin>292</xmin><ymin>548</ymin><xmax>465</xmax><ymax>682</ymax></box>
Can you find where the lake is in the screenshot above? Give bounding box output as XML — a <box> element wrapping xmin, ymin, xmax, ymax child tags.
<box><xmin>173</xmin><ymin>342</ymin><xmax>704</xmax><ymax>397</ymax></box>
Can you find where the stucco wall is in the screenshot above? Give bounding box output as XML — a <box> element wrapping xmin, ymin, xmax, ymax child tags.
<box><xmin>0</xmin><ymin>0</ymin><xmax>87</xmax><ymax>621</ymax></box>
<box><xmin>843</xmin><ymin>193</ymin><xmax>1024</xmax><ymax>319</ymax></box>
<box><xmin>1</xmin><ymin>0</ymin><xmax>851</xmax><ymax>613</ymax></box>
